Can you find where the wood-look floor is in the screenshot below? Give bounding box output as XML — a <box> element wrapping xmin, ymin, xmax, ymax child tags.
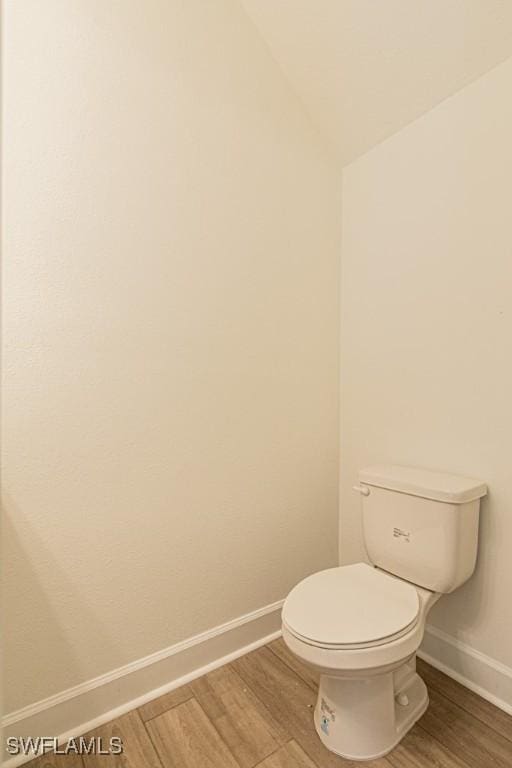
<box><xmin>28</xmin><ymin>639</ymin><xmax>512</xmax><ymax>768</ymax></box>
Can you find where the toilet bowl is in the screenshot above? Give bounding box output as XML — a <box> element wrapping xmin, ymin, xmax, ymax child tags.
<box><xmin>282</xmin><ymin>562</ymin><xmax>439</xmax><ymax>760</ymax></box>
<box><xmin>282</xmin><ymin>465</ymin><xmax>487</xmax><ymax>761</ymax></box>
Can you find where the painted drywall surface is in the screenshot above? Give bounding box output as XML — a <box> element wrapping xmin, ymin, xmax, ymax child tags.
<box><xmin>240</xmin><ymin>0</ymin><xmax>512</xmax><ymax>165</ymax></box>
<box><xmin>341</xmin><ymin>56</ymin><xmax>512</xmax><ymax>666</ymax></box>
<box><xmin>2</xmin><ymin>0</ymin><xmax>340</xmax><ymax>711</ymax></box>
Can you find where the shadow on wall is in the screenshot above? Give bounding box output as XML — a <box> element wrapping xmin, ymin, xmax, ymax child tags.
<box><xmin>428</xmin><ymin>491</ymin><xmax>491</xmax><ymax>638</ymax></box>
<box><xmin>1</xmin><ymin>497</ymin><xmax>116</xmax><ymax>715</ymax></box>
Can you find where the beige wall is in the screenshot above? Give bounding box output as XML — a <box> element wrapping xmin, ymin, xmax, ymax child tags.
<box><xmin>240</xmin><ymin>0</ymin><xmax>512</xmax><ymax>164</ymax></box>
<box><xmin>2</xmin><ymin>0</ymin><xmax>340</xmax><ymax>712</ymax></box>
<box><xmin>341</xmin><ymin>56</ymin><xmax>512</xmax><ymax>667</ymax></box>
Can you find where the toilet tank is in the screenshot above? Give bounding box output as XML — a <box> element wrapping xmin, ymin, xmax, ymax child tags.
<box><xmin>358</xmin><ymin>465</ymin><xmax>487</xmax><ymax>593</ymax></box>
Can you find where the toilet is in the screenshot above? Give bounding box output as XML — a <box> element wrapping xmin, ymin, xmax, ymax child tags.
<box><xmin>282</xmin><ymin>465</ymin><xmax>487</xmax><ymax>761</ymax></box>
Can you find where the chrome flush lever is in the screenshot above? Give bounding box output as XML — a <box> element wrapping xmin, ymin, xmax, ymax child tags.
<box><xmin>352</xmin><ymin>485</ymin><xmax>370</xmax><ymax>496</ymax></box>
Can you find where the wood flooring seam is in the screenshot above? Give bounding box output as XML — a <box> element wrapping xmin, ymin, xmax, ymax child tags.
<box><xmin>266</xmin><ymin>644</ymin><xmax>317</xmax><ymax>692</ymax></box>
<box><xmin>251</xmin><ymin>739</ymin><xmax>297</xmax><ymax>768</ymax></box>
<box><xmin>414</xmin><ymin>723</ymin><xmax>475</xmax><ymax>768</ymax></box>
<box><xmin>424</xmin><ymin>680</ymin><xmax>512</xmax><ymax>745</ymax></box>
<box><xmin>140</xmin><ymin>693</ymin><xmax>195</xmax><ymax>723</ymax></box>
<box><xmin>184</xmin><ymin>694</ymin><xmax>244</xmax><ymax>768</ymax></box>
<box><xmin>229</xmin><ymin>652</ymin><xmax>327</xmax><ymax>768</ymax></box>
<box><xmin>138</xmin><ymin>706</ymin><xmax>168</xmax><ymax>768</ymax></box>
<box><xmin>419</xmin><ymin>690</ymin><xmax>512</xmax><ymax>768</ymax></box>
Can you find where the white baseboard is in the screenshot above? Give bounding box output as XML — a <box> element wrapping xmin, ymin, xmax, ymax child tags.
<box><xmin>419</xmin><ymin>623</ymin><xmax>512</xmax><ymax>717</ymax></box>
<box><xmin>2</xmin><ymin>600</ymin><xmax>284</xmax><ymax>768</ymax></box>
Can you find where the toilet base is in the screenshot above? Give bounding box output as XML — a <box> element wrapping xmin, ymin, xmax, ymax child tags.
<box><xmin>313</xmin><ymin>658</ymin><xmax>428</xmax><ymax>761</ymax></box>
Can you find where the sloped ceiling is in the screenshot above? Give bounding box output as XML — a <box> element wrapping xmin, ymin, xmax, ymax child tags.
<box><xmin>240</xmin><ymin>0</ymin><xmax>512</xmax><ymax>165</ymax></box>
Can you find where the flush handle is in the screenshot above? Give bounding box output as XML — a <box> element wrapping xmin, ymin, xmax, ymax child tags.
<box><xmin>353</xmin><ymin>485</ymin><xmax>370</xmax><ymax>496</ymax></box>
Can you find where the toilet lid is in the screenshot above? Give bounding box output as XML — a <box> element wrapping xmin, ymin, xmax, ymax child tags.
<box><xmin>282</xmin><ymin>563</ymin><xmax>420</xmax><ymax>649</ymax></box>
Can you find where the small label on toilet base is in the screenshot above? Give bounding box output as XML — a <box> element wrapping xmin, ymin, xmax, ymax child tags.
<box><xmin>320</xmin><ymin>697</ymin><xmax>336</xmax><ymax>735</ymax></box>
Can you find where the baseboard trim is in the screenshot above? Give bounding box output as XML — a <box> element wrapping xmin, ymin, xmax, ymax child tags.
<box><xmin>2</xmin><ymin>600</ymin><xmax>284</xmax><ymax>768</ymax></box>
<box><xmin>419</xmin><ymin>623</ymin><xmax>512</xmax><ymax>717</ymax></box>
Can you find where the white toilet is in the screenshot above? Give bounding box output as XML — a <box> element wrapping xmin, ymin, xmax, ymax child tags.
<box><xmin>282</xmin><ymin>465</ymin><xmax>487</xmax><ymax>761</ymax></box>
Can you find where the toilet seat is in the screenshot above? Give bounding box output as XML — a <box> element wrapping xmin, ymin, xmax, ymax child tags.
<box><xmin>282</xmin><ymin>563</ymin><xmax>420</xmax><ymax>650</ymax></box>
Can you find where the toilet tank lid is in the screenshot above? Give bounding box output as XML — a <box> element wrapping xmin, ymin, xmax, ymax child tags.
<box><xmin>359</xmin><ymin>465</ymin><xmax>487</xmax><ymax>504</ymax></box>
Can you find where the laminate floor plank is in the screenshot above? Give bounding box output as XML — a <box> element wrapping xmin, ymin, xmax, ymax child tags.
<box><xmin>386</xmin><ymin>723</ymin><xmax>472</xmax><ymax>768</ymax></box>
<box><xmin>138</xmin><ymin>682</ymin><xmax>194</xmax><ymax>722</ymax></box>
<box><xmin>255</xmin><ymin>740</ymin><xmax>318</xmax><ymax>768</ymax></box>
<box><xmin>419</xmin><ymin>687</ymin><xmax>512</xmax><ymax>768</ymax></box>
<box><xmin>267</xmin><ymin>638</ymin><xmax>319</xmax><ymax>690</ymax></box>
<box><xmin>23</xmin><ymin>752</ymin><xmax>84</xmax><ymax>768</ymax></box>
<box><xmin>190</xmin><ymin>664</ymin><xmax>289</xmax><ymax>768</ymax></box>
<box><xmin>145</xmin><ymin>697</ymin><xmax>239</xmax><ymax>768</ymax></box>
<box><xmin>81</xmin><ymin>710</ymin><xmax>162</xmax><ymax>768</ymax></box>
<box><xmin>232</xmin><ymin>646</ymin><xmax>393</xmax><ymax>768</ymax></box>
<box><xmin>417</xmin><ymin>657</ymin><xmax>512</xmax><ymax>742</ymax></box>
